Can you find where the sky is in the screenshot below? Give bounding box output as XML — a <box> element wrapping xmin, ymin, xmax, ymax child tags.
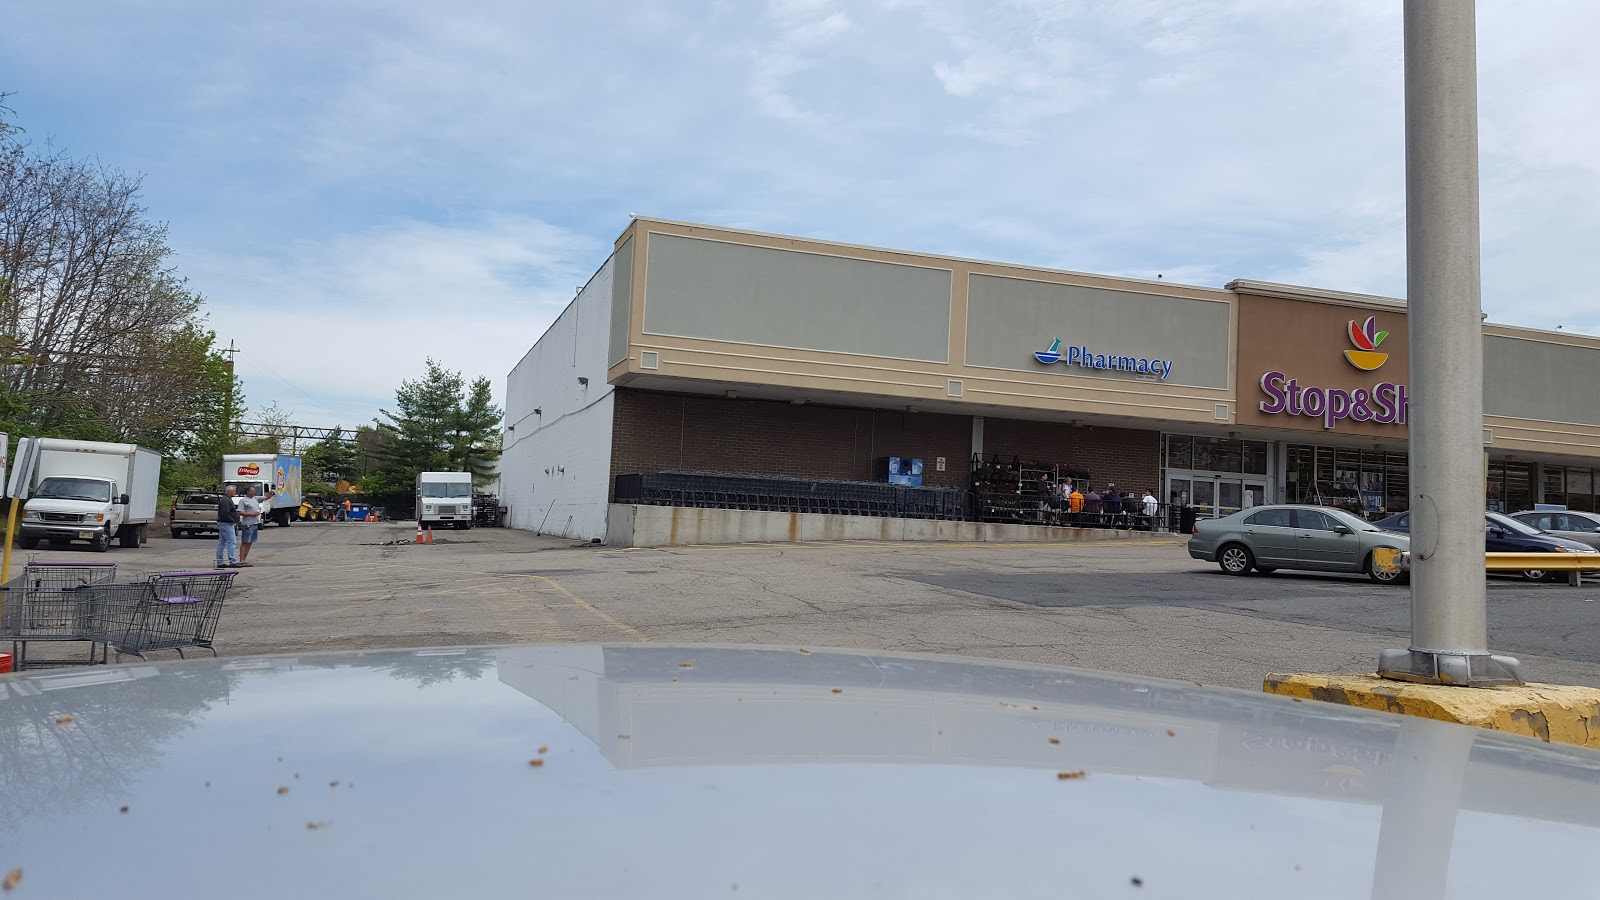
<box><xmin>3</xmin><ymin>0</ymin><xmax>1598</xmax><ymax>429</ymax></box>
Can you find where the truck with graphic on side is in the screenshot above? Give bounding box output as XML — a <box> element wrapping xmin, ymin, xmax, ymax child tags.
<box><xmin>221</xmin><ymin>454</ymin><xmax>304</xmax><ymax>526</ymax></box>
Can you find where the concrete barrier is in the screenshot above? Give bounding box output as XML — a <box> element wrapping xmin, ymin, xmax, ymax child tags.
<box><xmin>605</xmin><ymin>504</ymin><xmax>1177</xmax><ymax>549</ymax></box>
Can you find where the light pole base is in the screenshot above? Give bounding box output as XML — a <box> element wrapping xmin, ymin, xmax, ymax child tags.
<box><xmin>1378</xmin><ymin>649</ymin><xmax>1524</xmax><ymax>687</ymax></box>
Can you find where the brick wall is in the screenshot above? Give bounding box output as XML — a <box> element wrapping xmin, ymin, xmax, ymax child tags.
<box><xmin>609</xmin><ymin>388</ymin><xmax>1164</xmax><ymax>499</ymax></box>
<box><xmin>982</xmin><ymin>419</ymin><xmax>1161</xmax><ymax>495</ymax></box>
<box><xmin>609</xmin><ymin>389</ymin><xmax>973</xmax><ymax>497</ymax></box>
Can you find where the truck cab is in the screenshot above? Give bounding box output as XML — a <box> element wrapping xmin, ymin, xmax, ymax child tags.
<box><xmin>20</xmin><ymin>476</ymin><xmax>128</xmax><ymax>552</ymax></box>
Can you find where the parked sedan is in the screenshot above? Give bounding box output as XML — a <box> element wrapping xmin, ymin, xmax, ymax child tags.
<box><xmin>1372</xmin><ymin>510</ymin><xmax>1596</xmax><ymax>581</ymax></box>
<box><xmin>1510</xmin><ymin>509</ymin><xmax>1600</xmax><ymax>551</ymax></box>
<box><xmin>1188</xmin><ymin>504</ymin><xmax>1410</xmax><ymax>583</ymax></box>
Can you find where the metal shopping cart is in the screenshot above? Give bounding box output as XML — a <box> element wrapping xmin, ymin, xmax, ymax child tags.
<box><xmin>84</xmin><ymin>571</ymin><xmax>236</xmax><ymax>662</ymax></box>
<box><xmin>1</xmin><ymin>562</ymin><xmax>120</xmax><ymax>669</ymax></box>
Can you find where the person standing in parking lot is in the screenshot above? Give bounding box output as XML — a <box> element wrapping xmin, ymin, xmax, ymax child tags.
<box><xmin>237</xmin><ymin>485</ymin><xmax>262</xmax><ymax>567</ymax></box>
<box><xmin>215</xmin><ymin>485</ymin><xmax>241</xmax><ymax>568</ymax></box>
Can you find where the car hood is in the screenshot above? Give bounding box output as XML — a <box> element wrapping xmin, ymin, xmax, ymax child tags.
<box><xmin>3</xmin><ymin>645</ymin><xmax>1598</xmax><ymax>898</ymax></box>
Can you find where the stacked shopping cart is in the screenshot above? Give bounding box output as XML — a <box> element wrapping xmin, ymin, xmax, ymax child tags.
<box><xmin>1</xmin><ymin>562</ymin><xmax>119</xmax><ymax>668</ymax></box>
<box><xmin>2</xmin><ymin>564</ymin><xmax>235</xmax><ymax>669</ymax></box>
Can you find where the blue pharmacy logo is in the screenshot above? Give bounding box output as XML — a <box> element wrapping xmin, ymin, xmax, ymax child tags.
<box><xmin>1034</xmin><ymin>337</ymin><xmax>1064</xmax><ymax>365</ymax></box>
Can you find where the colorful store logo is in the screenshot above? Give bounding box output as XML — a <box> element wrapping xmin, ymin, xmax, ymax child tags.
<box><xmin>237</xmin><ymin>463</ymin><xmax>260</xmax><ymax>476</ymax></box>
<box><xmin>1032</xmin><ymin>337</ymin><xmax>1173</xmax><ymax>380</ymax></box>
<box><xmin>1344</xmin><ymin>316</ymin><xmax>1390</xmax><ymax>371</ymax></box>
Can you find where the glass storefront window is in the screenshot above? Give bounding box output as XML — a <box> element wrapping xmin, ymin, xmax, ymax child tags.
<box><xmin>1242</xmin><ymin>441</ymin><xmax>1269</xmax><ymax>475</ymax></box>
<box><xmin>1386</xmin><ymin>466</ymin><xmax>1408</xmax><ymax>516</ymax></box>
<box><xmin>1486</xmin><ymin>461</ymin><xmax>1506</xmax><ymax>513</ymax></box>
<box><xmin>1191</xmin><ymin>437</ymin><xmax>1216</xmax><ymax>472</ymax></box>
<box><xmin>1212</xmin><ymin>439</ymin><xmax>1243</xmax><ymax>474</ymax></box>
<box><xmin>1167</xmin><ymin>435</ymin><xmax>1191</xmax><ymax>470</ymax></box>
<box><xmin>1544</xmin><ymin>467</ymin><xmax>1566</xmax><ymax>508</ymax></box>
<box><xmin>1569</xmin><ymin>468</ymin><xmax>1594</xmax><ymax>513</ymax></box>
<box><xmin>1505</xmin><ymin>462</ymin><xmax>1533</xmax><ymax>513</ymax></box>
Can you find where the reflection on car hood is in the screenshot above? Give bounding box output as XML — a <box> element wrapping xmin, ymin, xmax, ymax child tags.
<box><xmin>3</xmin><ymin>645</ymin><xmax>1599</xmax><ymax>898</ymax></box>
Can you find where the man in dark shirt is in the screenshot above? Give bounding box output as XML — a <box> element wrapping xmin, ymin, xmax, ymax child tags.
<box><xmin>216</xmin><ymin>485</ymin><xmax>241</xmax><ymax>568</ymax></box>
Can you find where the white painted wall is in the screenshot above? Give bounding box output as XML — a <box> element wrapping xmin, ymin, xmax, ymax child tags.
<box><xmin>501</xmin><ymin>257</ymin><xmax>616</xmax><ymax>541</ymax></box>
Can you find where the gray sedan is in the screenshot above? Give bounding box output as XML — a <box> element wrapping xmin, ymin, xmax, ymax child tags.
<box><xmin>1511</xmin><ymin>509</ymin><xmax>1600</xmax><ymax>551</ymax></box>
<box><xmin>1189</xmin><ymin>504</ymin><xmax>1410</xmax><ymax>584</ymax></box>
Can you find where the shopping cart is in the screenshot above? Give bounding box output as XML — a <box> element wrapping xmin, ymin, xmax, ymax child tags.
<box><xmin>85</xmin><ymin>571</ymin><xmax>236</xmax><ymax>662</ymax></box>
<box><xmin>1</xmin><ymin>562</ymin><xmax>120</xmax><ymax>669</ymax></box>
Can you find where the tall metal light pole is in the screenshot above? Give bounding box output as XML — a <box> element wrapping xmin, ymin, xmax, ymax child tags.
<box><xmin>1378</xmin><ymin>0</ymin><xmax>1521</xmax><ymax>686</ymax></box>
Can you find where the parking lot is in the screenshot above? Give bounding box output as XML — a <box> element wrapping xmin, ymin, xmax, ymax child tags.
<box><xmin>11</xmin><ymin>521</ymin><xmax>1600</xmax><ymax>691</ymax></box>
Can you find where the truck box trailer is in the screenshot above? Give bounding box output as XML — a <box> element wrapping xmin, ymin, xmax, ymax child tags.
<box><xmin>13</xmin><ymin>438</ymin><xmax>161</xmax><ymax>552</ymax></box>
<box><xmin>222</xmin><ymin>454</ymin><xmax>304</xmax><ymax>526</ymax></box>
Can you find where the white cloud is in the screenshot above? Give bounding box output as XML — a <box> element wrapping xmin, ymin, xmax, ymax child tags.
<box><xmin>186</xmin><ymin>216</ymin><xmax>602</xmax><ymax>426</ymax></box>
<box><xmin>4</xmin><ymin>0</ymin><xmax>1600</xmax><ymax>431</ymax></box>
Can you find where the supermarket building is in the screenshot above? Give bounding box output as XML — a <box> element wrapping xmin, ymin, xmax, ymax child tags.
<box><xmin>502</xmin><ymin>218</ymin><xmax>1600</xmax><ymax>544</ymax></box>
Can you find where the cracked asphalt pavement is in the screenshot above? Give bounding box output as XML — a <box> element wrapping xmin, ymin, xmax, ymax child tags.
<box><xmin>16</xmin><ymin>521</ymin><xmax>1600</xmax><ymax>691</ymax></box>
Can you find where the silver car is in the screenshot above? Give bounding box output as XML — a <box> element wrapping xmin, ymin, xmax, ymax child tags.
<box><xmin>1189</xmin><ymin>503</ymin><xmax>1410</xmax><ymax>584</ymax></box>
<box><xmin>1510</xmin><ymin>509</ymin><xmax>1600</xmax><ymax>551</ymax></box>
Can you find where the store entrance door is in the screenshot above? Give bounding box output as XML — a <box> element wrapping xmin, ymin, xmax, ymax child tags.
<box><xmin>1183</xmin><ymin>476</ymin><xmax>1267</xmax><ymax>520</ymax></box>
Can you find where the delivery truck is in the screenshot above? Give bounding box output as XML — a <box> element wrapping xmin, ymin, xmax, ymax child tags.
<box><xmin>12</xmin><ymin>438</ymin><xmax>161</xmax><ymax>552</ymax></box>
<box><xmin>416</xmin><ymin>471</ymin><xmax>474</xmax><ymax>530</ymax></box>
<box><xmin>221</xmin><ymin>454</ymin><xmax>304</xmax><ymax>526</ymax></box>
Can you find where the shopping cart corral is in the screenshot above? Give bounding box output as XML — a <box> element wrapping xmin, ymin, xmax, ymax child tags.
<box><xmin>2</xmin><ymin>566</ymin><xmax>235</xmax><ymax>669</ymax></box>
<box><xmin>1</xmin><ymin>562</ymin><xmax>120</xmax><ymax>668</ymax></box>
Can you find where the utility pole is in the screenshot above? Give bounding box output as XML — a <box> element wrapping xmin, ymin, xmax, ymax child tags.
<box><xmin>222</xmin><ymin>339</ymin><xmax>239</xmax><ymax>438</ymax></box>
<box><xmin>1378</xmin><ymin>0</ymin><xmax>1521</xmax><ymax>686</ymax></box>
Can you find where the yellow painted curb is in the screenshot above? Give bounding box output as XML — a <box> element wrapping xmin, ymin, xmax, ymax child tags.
<box><xmin>1264</xmin><ymin>672</ymin><xmax>1600</xmax><ymax>750</ymax></box>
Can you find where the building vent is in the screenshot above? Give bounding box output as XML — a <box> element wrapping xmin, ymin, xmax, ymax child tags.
<box><xmin>640</xmin><ymin>350</ymin><xmax>660</xmax><ymax>370</ymax></box>
<box><xmin>1214</xmin><ymin>404</ymin><xmax>1229</xmax><ymax>421</ymax></box>
<box><xmin>947</xmin><ymin>380</ymin><xmax>964</xmax><ymax>398</ymax></box>
<box><xmin>1483</xmin><ymin>427</ymin><xmax>1493</xmax><ymax>445</ymax></box>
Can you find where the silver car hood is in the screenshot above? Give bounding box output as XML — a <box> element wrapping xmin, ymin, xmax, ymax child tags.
<box><xmin>3</xmin><ymin>645</ymin><xmax>1598</xmax><ymax>898</ymax></box>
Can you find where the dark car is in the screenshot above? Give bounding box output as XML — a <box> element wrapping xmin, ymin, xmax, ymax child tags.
<box><xmin>1372</xmin><ymin>510</ymin><xmax>1596</xmax><ymax>581</ymax></box>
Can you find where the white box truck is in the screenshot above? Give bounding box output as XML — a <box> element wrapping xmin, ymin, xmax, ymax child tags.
<box><xmin>13</xmin><ymin>438</ymin><xmax>161</xmax><ymax>551</ymax></box>
<box><xmin>221</xmin><ymin>454</ymin><xmax>304</xmax><ymax>526</ymax></box>
<box><xmin>416</xmin><ymin>471</ymin><xmax>474</xmax><ymax>529</ymax></box>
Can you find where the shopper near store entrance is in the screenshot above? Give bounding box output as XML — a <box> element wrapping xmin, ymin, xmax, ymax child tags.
<box><xmin>236</xmin><ymin>486</ymin><xmax>262</xmax><ymax>567</ymax></box>
<box><xmin>1103</xmin><ymin>484</ymin><xmax>1122</xmax><ymax>526</ymax></box>
<box><xmin>1141</xmin><ymin>489</ymin><xmax>1159</xmax><ymax>527</ymax></box>
<box><xmin>1068</xmin><ymin>483</ymin><xmax>1085</xmax><ymax>520</ymax></box>
<box><xmin>1034</xmin><ymin>473</ymin><xmax>1053</xmax><ymax>524</ymax></box>
<box><xmin>1085</xmin><ymin>485</ymin><xmax>1102</xmax><ymax>518</ymax></box>
<box><xmin>215</xmin><ymin>485</ymin><xmax>241</xmax><ymax>568</ymax></box>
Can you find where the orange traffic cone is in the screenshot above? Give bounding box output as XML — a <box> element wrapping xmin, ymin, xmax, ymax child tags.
<box><xmin>424</xmin><ymin>528</ymin><xmax>434</xmax><ymax>545</ymax></box>
<box><xmin>415</xmin><ymin>524</ymin><xmax>424</xmax><ymax>543</ymax></box>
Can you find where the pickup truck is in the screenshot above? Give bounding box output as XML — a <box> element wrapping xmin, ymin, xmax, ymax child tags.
<box><xmin>169</xmin><ymin>487</ymin><xmax>221</xmax><ymax>539</ymax></box>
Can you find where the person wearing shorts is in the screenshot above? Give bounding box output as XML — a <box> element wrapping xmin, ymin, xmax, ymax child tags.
<box><xmin>237</xmin><ymin>485</ymin><xmax>262</xmax><ymax>567</ymax></box>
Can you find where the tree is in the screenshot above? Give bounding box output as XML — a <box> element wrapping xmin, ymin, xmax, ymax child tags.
<box><xmin>302</xmin><ymin>427</ymin><xmax>358</xmax><ymax>485</ymax></box>
<box><xmin>0</xmin><ymin>103</ymin><xmax>236</xmax><ymax>463</ymax></box>
<box><xmin>368</xmin><ymin>359</ymin><xmax>502</xmax><ymax>492</ymax></box>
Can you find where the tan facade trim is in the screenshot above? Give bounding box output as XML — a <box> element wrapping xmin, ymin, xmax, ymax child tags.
<box><xmin>1226</xmin><ymin>279</ymin><xmax>1407</xmax><ymax>313</ymax></box>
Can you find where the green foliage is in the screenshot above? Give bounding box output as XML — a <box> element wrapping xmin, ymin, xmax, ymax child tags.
<box><xmin>302</xmin><ymin>427</ymin><xmax>358</xmax><ymax>485</ymax></box>
<box><xmin>367</xmin><ymin>359</ymin><xmax>502</xmax><ymax>492</ymax></box>
<box><xmin>1</xmin><ymin>102</ymin><xmax>240</xmax><ymax>475</ymax></box>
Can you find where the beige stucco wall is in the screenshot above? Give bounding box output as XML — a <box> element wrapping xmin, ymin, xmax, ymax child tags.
<box><xmin>606</xmin><ymin>218</ymin><xmax>1236</xmax><ymax>428</ymax></box>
